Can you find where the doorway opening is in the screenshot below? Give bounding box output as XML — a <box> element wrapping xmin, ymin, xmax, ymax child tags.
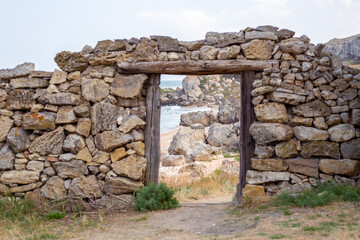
<box><xmin>158</xmin><ymin>74</ymin><xmax>241</xmax><ymax>203</ymax></box>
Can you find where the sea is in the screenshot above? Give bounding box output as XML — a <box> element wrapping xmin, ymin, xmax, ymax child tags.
<box><xmin>160</xmin><ymin>76</ymin><xmax>214</xmax><ymax>134</ymax></box>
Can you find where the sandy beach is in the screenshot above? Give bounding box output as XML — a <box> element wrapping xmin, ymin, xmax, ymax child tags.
<box><xmin>160</xmin><ymin>128</ymin><xmax>178</xmax><ymax>155</ymax></box>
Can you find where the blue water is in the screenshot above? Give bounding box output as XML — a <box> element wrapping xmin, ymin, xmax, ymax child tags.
<box><xmin>160</xmin><ymin>106</ymin><xmax>214</xmax><ymax>134</ymax></box>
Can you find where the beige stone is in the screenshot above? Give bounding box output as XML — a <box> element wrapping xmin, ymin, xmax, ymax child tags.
<box><xmin>76</xmin><ymin>118</ymin><xmax>91</xmax><ymax>137</ymax></box>
<box><xmin>320</xmin><ymin>159</ymin><xmax>360</xmax><ymax>177</ymax></box>
<box><xmin>110</xmin><ymin>74</ymin><xmax>147</xmax><ymax>99</ymax></box>
<box><xmin>104</xmin><ymin>176</ymin><xmax>144</xmax><ymax>195</ymax></box>
<box><xmin>249</xmin><ymin>122</ymin><xmax>293</xmax><ymax>144</ymax></box>
<box><xmin>110</xmin><ymin>147</ymin><xmax>127</xmax><ymax>162</ymax></box>
<box><xmin>23</xmin><ymin>112</ymin><xmax>55</xmax><ymax>131</ymax></box>
<box><xmin>93</xmin><ymin>151</ymin><xmax>109</xmax><ymax>164</ymax></box>
<box><xmin>301</xmin><ymin>141</ymin><xmax>340</xmax><ymax>159</ymax></box>
<box><xmin>255</xmin><ymin>102</ymin><xmax>288</xmax><ymax>123</ymax></box>
<box><xmin>76</xmin><ymin>147</ymin><xmax>92</xmax><ymax>163</ymax></box>
<box><xmin>29</xmin><ymin>127</ymin><xmax>65</xmax><ymax>155</ymax></box>
<box><xmin>40</xmin><ymin>176</ymin><xmax>66</xmax><ymax>200</ymax></box>
<box><xmin>119</xmin><ymin>115</ymin><xmax>146</xmax><ymax>133</ymax></box>
<box><xmin>275</xmin><ymin>140</ymin><xmax>298</xmax><ymax>158</ymax></box>
<box><xmin>242</xmin><ymin>184</ymin><xmax>265</xmax><ymax>198</ymax></box>
<box><xmin>9</xmin><ymin>181</ymin><xmax>43</xmax><ymax>193</ymax></box>
<box><xmin>289</xmin><ymin>116</ymin><xmax>313</xmax><ymax>127</ymax></box>
<box><xmin>55</xmin><ymin>107</ymin><xmax>77</xmax><ymax>124</ymax></box>
<box><xmin>288</xmin><ymin>158</ymin><xmax>319</xmax><ymax>178</ymax></box>
<box><xmin>251</xmin><ymin>158</ymin><xmax>288</xmax><ymax>171</ymax></box>
<box><xmin>0</xmin><ymin>116</ymin><xmax>14</xmax><ymax>142</ymax></box>
<box><xmin>328</xmin><ymin>124</ymin><xmax>356</xmax><ymax>142</ymax></box>
<box><xmin>241</xmin><ymin>40</ymin><xmax>274</xmax><ymax>60</ymax></box>
<box><xmin>67</xmin><ymin>71</ymin><xmax>81</xmax><ymax>80</ymax></box>
<box><xmin>0</xmin><ymin>170</ymin><xmax>40</xmax><ymax>184</ymax></box>
<box><xmin>293</xmin><ymin>126</ymin><xmax>329</xmax><ymax>141</ymax></box>
<box><xmin>111</xmin><ymin>155</ymin><xmax>146</xmax><ymax>180</ymax></box>
<box><xmin>50</xmin><ymin>69</ymin><xmax>67</xmax><ymax>84</ymax></box>
<box><xmin>81</xmin><ymin>79</ymin><xmax>109</xmax><ymax>102</ymax></box>
<box><xmin>266</xmin><ymin>92</ymin><xmax>306</xmax><ymax>105</ymax></box>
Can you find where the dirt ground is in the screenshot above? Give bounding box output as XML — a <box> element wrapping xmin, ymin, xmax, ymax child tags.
<box><xmin>63</xmin><ymin>197</ymin><xmax>360</xmax><ymax>240</ymax></box>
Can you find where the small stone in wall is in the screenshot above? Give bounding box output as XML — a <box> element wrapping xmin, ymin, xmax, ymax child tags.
<box><xmin>110</xmin><ymin>74</ymin><xmax>147</xmax><ymax>99</ymax></box>
<box><xmin>340</xmin><ymin>138</ymin><xmax>360</xmax><ymax>160</ymax></box>
<box><xmin>40</xmin><ymin>176</ymin><xmax>66</xmax><ymax>200</ymax></box>
<box><xmin>76</xmin><ymin>118</ymin><xmax>91</xmax><ymax>137</ymax></box>
<box><xmin>279</xmin><ymin>38</ymin><xmax>307</xmax><ymax>54</ymax></box>
<box><xmin>254</xmin><ymin>145</ymin><xmax>274</xmax><ymax>159</ymax></box>
<box><xmin>26</xmin><ymin>161</ymin><xmax>44</xmax><ymax>172</ymax></box>
<box><xmin>289</xmin><ymin>116</ymin><xmax>313</xmax><ymax>127</ymax></box>
<box><xmin>22</xmin><ymin>112</ymin><xmax>55</xmax><ymax>131</ymax></box>
<box><xmin>241</xmin><ymin>40</ymin><xmax>275</xmax><ymax>60</ymax></box>
<box><xmin>328</xmin><ymin>124</ymin><xmax>355</xmax><ymax>142</ymax></box>
<box><xmin>0</xmin><ymin>144</ymin><xmax>15</xmax><ymax>170</ymax></box>
<box><xmin>293</xmin><ymin>126</ymin><xmax>329</xmax><ymax>141</ymax></box>
<box><xmin>275</xmin><ymin>140</ymin><xmax>298</xmax><ymax>158</ymax></box>
<box><xmin>254</xmin><ymin>102</ymin><xmax>288</xmax><ymax>123</ymax></box>
<box><xmin>320</xmin><ymin>159</ymin><xmax>360</xmax><ymax>177</ymax></box>
<box><xmin>300</xmin><ymin>141</ymin><xmax>340</xmax><ymax>159</ymax></box>
<box><xmin>63</xmin><ymin>134</ymin><xmax>86</xmax><ymax>154</ymax></box>
<box><xmin>76</xmin><ymin>147</ymin><xmax>92</xmax><ymax>163</ymax></box>
<box><xmin>104</xmin><ymin>176</ymin><xmax>144</xmax><ymax>195</ymax></box>
<box><xmin>251</xmin><ymin>158</ymin><xmax>288</xmax><ymax>171</ymax></box>
<box><xmin>119</xmin><ymin>115</ymin><xmax>146</xmax><ymax>133</ymax></box>
<box><xmin>249</xmin><ymin>122</ymin><xmax>293</xmax><ymax>145</ymax></box>
<box><xmin>93</xmin><ymin>150</ymin><xmax>109</xmax><ymax>164</ymax></box>
<box><xmin>246</xmin><ymin>170</ymin><xmax>290</xmax><ymax>184</ymax></box>
<box><xmin>50</xmin><ymin>69</ymin><xmax>67</xmax><ymax>85</ymax></box>
<box><xmin>0</xmin><ymin>170</ymin><xmax>40</xmax><ymax>184</ymax></box>
<box><xmin>0</xmin><ymin>116</ymin><xmax>14</xmax><ymax>142</ymax></box>
<box><xmin>111</xmin><ymin>155</ymin><xmax>146</xmax><ymax>181</ymax></box>
<box><xmin>54</xmin><ymin>51</ymin><xmax>88</xmax><ymax>72</ymax></box>
<box><xmin>53</xmin><ymin>160</ymin><xmax>88</xmax><ymax>179</ymax></box>
<box><xmin>55</xmin><ymin>107</ymin><xmax>77</xmax><ymax>124</ymax></box>
<box><xmin>69</xmin><ymin>175</ymin><xmax>103</xmax><ymax>199</ymax></box>
<box><xmin>292</xmin><ymin>100</ymin><xmax>331</xmax><ymax>118</ymax></box>
<box><xmin>94</xmin><ymin>130</ymin><xmax>134</xmax><ymax>152</ymax></box>
<box><xmin>29</xmin><ymin>127</ymin><xmax>65</xmax><ymax>155</ymax></box>
<box><xmin>81</xmin><ymin>79</ymin><xmax>109</xmax><ymax>102</ymax></box>
<box><xmin>288</xmin><ymin>159</ymin><xmax>319</xmax><ymax>178</ymax></box>
<box><xmin>6</xmin><ymin>89</ymin><xmax>36</xmax><ymax>110</ymax></box>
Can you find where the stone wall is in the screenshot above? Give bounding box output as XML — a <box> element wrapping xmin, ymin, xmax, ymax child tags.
<box><xmin>0</xmin><ymin>25</ymin><xmax>359</xmax><ymax>205</ymax></box>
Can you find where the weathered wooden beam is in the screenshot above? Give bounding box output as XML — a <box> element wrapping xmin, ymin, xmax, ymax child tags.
<box><xmin>144</xmin><ymin>74</ymin><xmax>161</xmax><ymax>185</ymax></box>
<box><xmin>236</xmin><ymin>71</ymin><xmax>256</xmax><ymax>202</ymax></box>
<box><xmin>117</xmin><ymin>60</ymin><xmax>279</xmax><ymax>75</ymax></box>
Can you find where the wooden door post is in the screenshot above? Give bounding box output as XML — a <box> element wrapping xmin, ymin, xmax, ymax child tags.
<box><xmin>236</xmin><ymin>71</ymin><xmax>256</xmax><ymax>202</ymax></box>
<box><xmin>144</xmin><ymin>74</ymin><xmax>161</xmax><ymax>185</ymax></box>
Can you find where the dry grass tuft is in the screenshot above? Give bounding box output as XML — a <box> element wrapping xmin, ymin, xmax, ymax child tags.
<box><xmin>161</xmin><ymin>172</ymin><xmax>239</xmax><ymax>202</ymax></box>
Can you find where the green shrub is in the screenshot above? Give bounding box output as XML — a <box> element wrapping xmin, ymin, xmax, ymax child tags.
<box><xmin>273</xmin><ymin>182</ymin><xmax>360</xmax><ymax>208</ymax></box>
<box><xmin>135</xmin><ymin>183</ymin><xmax>179</xmax><ymax>212</ymax></box>
<box><xmin>46</xmin><ymin>210</ymin><xmax>66</xmax><ymax>220</ymax></box>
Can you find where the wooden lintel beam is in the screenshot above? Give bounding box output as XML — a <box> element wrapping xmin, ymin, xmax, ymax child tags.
<box><xmin>116</xmin><ymin>60</ymin><xmax>279</xmax><ymax>75</ymax></box>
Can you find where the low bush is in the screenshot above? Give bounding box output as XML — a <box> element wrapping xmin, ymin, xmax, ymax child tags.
<box><xmin>135</xmin><ymin>183</ymin><xmax>179</xmax><ymax>212</ymax></box>
<box><xmin>273</xmin><ymin>182</ymin><xmax>360</xmax><ymax>208</ymax></box>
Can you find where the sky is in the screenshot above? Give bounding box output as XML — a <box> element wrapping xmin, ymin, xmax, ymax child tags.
<box><xmin>1</xmin><ymin>0</ymin><xmax>360</xmax><ymax>71</ymax></box>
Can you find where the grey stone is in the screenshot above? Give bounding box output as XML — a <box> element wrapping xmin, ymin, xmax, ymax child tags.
<box><xmin>205</xmin><ymin>31</ymin><xmax>244</xmax><ymax>47</ymax></box>
<box><xmin>249</xmin><ymin>122</ymin><xmax>293</xmax><ymax>144</ymax></box>
<box><xmin>279</xmin><ymin>38</ymin><xmax>307</xmax><ymax>54</ymax></box>
<box><xmin>110</xmin><ymin>74</ymin><xmax>147</xmax><ymax>99</ymax></box>
<box><xmin>41</xmin><ymin>93</ymin><xmax>82</xmax><ymax>105</ymax></box>
<box><xmin>150</xmin><ymin>36</ymin><xmax>186</xmax><ymax>52</ymax></box>
<box><xmin>340</xmin><ymin>138</ymin><xmax>360</xmax><ymax>160</ymax></box>
<box><xmin>292</xmin><ymin>100</ymin><xmax>331</xmax><ymax>117</ymax></box>
<box><xmin>40</xmin><ymin>176</ymin><xmax>66</xmax><ymax>200</ymax></box>
<box><xmin>104</xmin><ymin>176</ymin><xmax>143</xmax><ymax>194</ymax></box>
<box><xmin>266</xmin><ymin>92</ymin><xmax>306</xmax><ymax>105</ymax></box>
<box><xmin>162</xmin><ymin>155</ymin><xmax>185</xmax><ymax>167</ymax></box>
<box><xmin>301</xmin><ymin>141</ymin><xmax>340</xmax><ymax>159</ymax></box>
<box><xmin>94</xmin><ymin>130</ymin><xmax>134</xmax><ymax>152</ymax></box>
<box><xmin>328</xmin><ymin>124</ymin><xmax>356</xmax><ymax>142</ymax></box>
<box><xmin>288</xmin><ymin>159</ymin><xmax>319</xmax><ymax>178</ymax></box>
<box><xmin>352</xmin><ymin>109</ymin><xmax>360</xmax><ymax>126</ymax></box>
<box><xmin>245</xmin><ymin>31</ymin><xmax>278</xmax><ymax>41</ymax></box>
<box><xmin>54</xmin><ymin>51</ymin><xmax>88</xmax><ymax>72</ymax></box>
<box><xmin>206</xmin><ymin>123</ymin><xmax>239</xmax><ymax>151</ymax></box>
<box><xmin>0</xmin><ymin>145</ymin><xmax>15</xmax><ymax>170</ymax></box>
<box><xmin>6</xmin><ymin>89</ymin><xmax>36</xmax><ymax>110</ymax></box>
<box><xmin>293</xmin><ymin>126</ymin><xmax>329</xmax><ymax>141</ymax></box>
<box><xmin>0</xmin><ymin>116</ymin><xmax>13</xmax><ymax>142</ymax></box>
<box><xmin>0</xmin><ymin>62</ymin><xmax>34</xmax><ymax>80</ymax></box>
<box><xmin>81</xmin><ymin>79</ymin><xmax>109</xmax><ymax>102</ymax></box>
<box><xmin>320</xmin><ymin>159</ymin><xmax>360</xmax><ymax>177</ymax></box>
<box><xmin>254</xmin><ymin>145</ymin><xmax>274</xmax><ymax>159</ymax></box>
<box><xmin>91</xmin><ymin>101</ymin><xmax>117</xmax><ymax>135</ymax></box>
<box><xmin>7</xmin><ymin>127</ymin><xmax>30</xmax><ymax>153</ymax></box>
<box><xmin>63</xmin><ymin>134</ymin><xmax>86</xmax><ymax>154</ymax></box>
<box><xmin>246</xmin><ymin>170</ymin><xmax>290</xmax><ymax>184</ymax></box>
<box><xmin>53</xmin><ymin>160</ymin><xmax>88</xmax><ymax>179</ymax></box>
<box><xmin>10</xmin><ymin>78</ymin><xmax>49</xmax><ymax>89</ymax></box>
<box><xmin>69</xmin><ymin>175</ymin><xmax>103</xmax><ymax>199</ymax></box>
<box><xmin>29</xmin><ymin>127</ymin><xmax>65</xmax><ymax>155</ymax></box>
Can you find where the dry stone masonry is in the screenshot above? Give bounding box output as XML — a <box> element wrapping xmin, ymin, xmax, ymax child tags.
<box><xmin>0</xmin><ymin>25</ymin><xmax>359</xmax><ymax>206</ymax></box>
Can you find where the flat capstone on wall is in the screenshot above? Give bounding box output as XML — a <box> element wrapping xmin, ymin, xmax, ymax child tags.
<box><xmin>0</xmin><ymin>25</ymin><xmax>359</xmax><ymax>208</ymax></box>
